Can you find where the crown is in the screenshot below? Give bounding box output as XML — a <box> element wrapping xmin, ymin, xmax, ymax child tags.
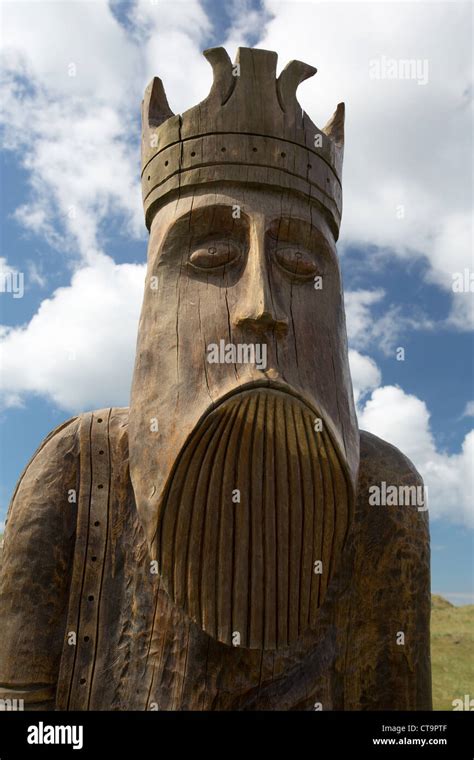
<box><xmin>141</xmin><ymin>47</ymin><xmax>345</xmax><ymax>238</ymax></box>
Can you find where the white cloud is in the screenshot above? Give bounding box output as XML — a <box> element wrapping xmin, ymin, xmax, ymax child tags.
<box><xmin>348</xmin><ymin>349</ymin><xmax>381</xmax><ymax>405</ymax></box>
<box><xmin>221</xmin><ymin>0</ymin><xmax>272</xmax><ymax>52</ymax></box>
<box><xmin>0</xmin><ymin>258</ymin><xmax>145</xmax><ymax>411</ymax></box>
<box><xmin>0</xmin><ymin>0</ymin><xmax>214</xmax><ymax>264</ymax></box>
<box><xmin>345</xmin><ymin>289</ymin><xmax>385</xmax><ymax>343</ymax></box>
<box><xmin>1</xmin><ymin>0</ymin><xmax>137</xmax><ymax>103</ymax></box>
<box><xmin>127</xmin><ymin>0</ymin><xmax>214</xmax><ymax>114</ymax></box>
<box><xmin>463</xmin><ymin>401</ymin><xmax>474</xmax><ymax>418</ymax></box>
<box><xmin>26</xmin><ymin>260</ymin><xmax>47</xmax><ymax>289</ymax></box>
<box><xmin>4</xmin><ymin>95</ymin><xmax>144</xmax><ymax>263</ymax></box>
<box><xmin>358</xmin><ymin>385</ymin><xmax>433</xmax><ymax>467</ymax></box>
<box><xmin>358</xmin><ymin>385</ymin><xmax>474</xmax><ymax>528</ymax></box>
<box><xmin>447</xmin><ymin>290</ymin><xmax>474</xmax><ymax>332</ymax></box>
<box><xmin>344</xmin><ymin>288</ymin><xmax>434</xmax><ymax>355</ymax></box>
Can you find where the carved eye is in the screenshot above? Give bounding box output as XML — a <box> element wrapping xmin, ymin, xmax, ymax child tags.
<box><xmin>275</xmin><ymin>247</ymin><xmax>320</xmax><ymax>279</ymax></box>
<box><xmin>189</xmin><ymin>241</ymin><xmax>241</xmax><ymax>271</ymax></box>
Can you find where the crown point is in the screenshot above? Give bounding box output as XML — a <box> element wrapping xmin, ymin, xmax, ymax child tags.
<box><xmin>277</xmin><ymin>59</ymin><xmax>317</xmax><ymax>112</ymax></box>
<box><xmin>235</xmin><ymin>47</ymin><xmax>278</xmax><ymax>80</ymax></box>
<box><xmin>203</xmin><ymin>45</ymin><xmax>231</xmax><ymax>62</ymax></box>
<box><xmin>322</xmin><ymin>102</ymin><xmax>345</xmax><ymax>146</ymax></box>
<box><xmin>143</xmin><ymin>76</ymin><xmax>174</xmax><ymax>128</ymax></box>
<box><xmin>203</xmin><ymin>47</ymin><xmax>234</xmax><ymax>104</ymax></box>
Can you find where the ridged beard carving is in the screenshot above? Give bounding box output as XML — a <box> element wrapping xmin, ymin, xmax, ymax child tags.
<box><xmin>156</xmin><ymin>388</ymin><xmax>352</xmax><ymax>650</ymax></box>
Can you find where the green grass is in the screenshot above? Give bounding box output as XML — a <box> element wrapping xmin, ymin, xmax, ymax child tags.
<box><xmin>431</xmin><ymin>594</ymin><xmax>474</xmax><ymax>710</ymax></box>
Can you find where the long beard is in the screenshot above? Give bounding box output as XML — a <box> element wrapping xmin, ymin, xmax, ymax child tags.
<box><xmin>156</xmin><ymin>387</ymin><xmax>352</xmax><ymax>650</ymax></box>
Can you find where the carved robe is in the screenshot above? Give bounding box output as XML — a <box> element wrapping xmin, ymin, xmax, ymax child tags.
<box><xmin>0</xmin><ymin>407</ymin><xmax>431</xmax><ymax>710</ymax></box>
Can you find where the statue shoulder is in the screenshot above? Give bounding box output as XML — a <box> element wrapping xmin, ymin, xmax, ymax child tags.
<box><xmin>359</xmin><ymin>429</ymin><xmax>424</xmax><ymax>488</ymax></box>
<box><xmin>2</xmin><ymin>407</ymin><xmax>130</xmax><ymax>544</ymax></box>
<box><xmin>3</xmin><ymin>414</ymin><xmax>82</xmax><ymax>541</ymax></box>
<box><xmin>356</xmin><ymin>428</ymin><xmax>429</xmax><ymax>539</ymax></box>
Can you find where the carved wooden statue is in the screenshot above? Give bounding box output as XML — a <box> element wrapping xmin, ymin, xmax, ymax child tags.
<box><xmin>0</xmin><ymin>47</ymin><xmax>431</xmax><ymax>710</ymax></box>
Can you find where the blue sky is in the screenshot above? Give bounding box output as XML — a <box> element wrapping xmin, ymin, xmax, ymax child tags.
<box><xmin>0</xmin><ymin>0</ymin><xmax>472</xmax><ymax>604</ymax></box>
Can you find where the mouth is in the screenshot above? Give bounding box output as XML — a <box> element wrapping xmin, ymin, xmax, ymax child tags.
<box><xmin>199</xmin><ymin>377</ymin><xmax>348</xmax><ymax>473</ymax></box>
<box><xmin>201</xmin><ymin>377</ymin><xmax>321</xmax><ymax>423</ymax></box>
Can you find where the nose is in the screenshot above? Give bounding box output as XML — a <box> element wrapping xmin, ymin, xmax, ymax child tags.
<box><xmin>234</xmin><ymin>220</ymin><xmax>289</xmax><ymax>337</ymax></box>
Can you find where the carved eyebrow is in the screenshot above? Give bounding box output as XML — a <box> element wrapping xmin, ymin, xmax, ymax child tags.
<box><xmin>267</xmin><ymin>217</ymin><xmax>334</xmax><ymax>256</ymax></box>
<box><xmin>167</xmin><ymin>204</ymin><xmax>249</xmax><ymax>241</ymax></box>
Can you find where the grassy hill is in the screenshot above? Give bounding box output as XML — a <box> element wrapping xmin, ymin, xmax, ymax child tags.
<box><xmin>431</xmin><ymin>594</ymin><xmax>473</xmax><ymax>710</ymax></box>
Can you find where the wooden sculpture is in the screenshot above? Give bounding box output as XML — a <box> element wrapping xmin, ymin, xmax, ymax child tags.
<box><xmin>0</xmin><ymin>47</ymin><xmax>431</xmax><ymax>710</ymax></box>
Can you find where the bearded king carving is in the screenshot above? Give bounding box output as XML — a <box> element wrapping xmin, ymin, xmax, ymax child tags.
<box><xmin>0</xmin><ymin>47</ymin><xmax>431</xmax><ymax>711</ymax></box>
